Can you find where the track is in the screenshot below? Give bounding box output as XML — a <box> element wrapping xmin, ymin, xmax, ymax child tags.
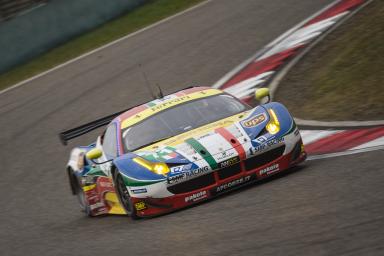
<box><xmin>1</xmin><ymin>0</ymin><xmax>383</xmax><ymax>255</ymax></box>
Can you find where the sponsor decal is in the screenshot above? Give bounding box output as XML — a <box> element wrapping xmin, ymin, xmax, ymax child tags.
<box><xmin>170</xmin><ymin>164</ymin><xmax>192</xmax><ymax>174</ymax></box>
<box><xmin>253</xmin><ymin>136</ymin><xmax>268</xmax><ymax>145</ymax></box>
<box><xmin>130</xmin><ymin>188</ymin><xmax>148</xmax><ymax>194</ymax></box>
<box><xmin>134</xmin><ymin>201</ymin><xmax>147</xmax><ymax>211</ymax></box>
<box><xmin>89</xmin><ymin>202</ymin><xmax>105</xmax><ymax>211</ymax></box>
<box><xmin>168</xmin><ymin>166</ymin><xmax>210</xmax><ymax>185</ymax></box>
<box><xmin>150</xmin><ymin>95</ymin><xmax>192</xmax><ymax>112</ymax></box>
<box><xmin>185</xmin><ymin>191</ymin><xmax>207</xmax><ymax>203</ymax></box>
<box><xmin>218</xmin><ymin>156</ymin><xmax>240</xmax><ymax>168</ymax></box>
<box><xmin>266</xmin><ymin>137</ymin><xmax>284</xmax><ymax>146</ymax></box>
<box><xmin>211</xmin><ymin>174</ymin><xmax>256</xmax><ymax>196</ymax></box>
<box><xmin>250</xmin><ymin>137</ymin><xmax>284</xmax><ymax>155</ymax></box>
<box><xmin>216</xmin><ymin>150</ymin><xmax>236</xmax><ymax>161</ymax></box>
<box><xmin>242</xmin><ymin>114</ymin><xmax>266</xmax><ymax>128</ymax></box>
<box><xmin>259</xmin><ymin>164</ymin><xmax>279</xmax><ymax>175</ymax></box>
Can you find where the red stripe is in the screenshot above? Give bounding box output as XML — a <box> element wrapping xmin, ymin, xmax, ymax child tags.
<box><xmin>215</xmin><ymin>127</ymin><xmax>246</xmax><ymax>160</ymax></box>
<box><xmin>305</xmin><ymin>0</ymin><xmax>364</xmax><ymax>26</ymax></box>
<box><xmin>306</xmin><ymin>126</ymin><xmax>384</xmax><ymax>154</ymax></box>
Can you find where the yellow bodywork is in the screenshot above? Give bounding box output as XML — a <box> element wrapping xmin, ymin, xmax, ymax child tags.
<box><xmin>104</xmin><ymin>192</ymin><xmax>126</xmax><ymax>215</ymax></box>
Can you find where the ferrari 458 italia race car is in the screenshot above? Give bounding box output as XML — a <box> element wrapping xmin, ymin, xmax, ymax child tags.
<box><xmin>60</xmin><ymin>86</ymin><xmax>306</xmax><ymax>219</ymax></box>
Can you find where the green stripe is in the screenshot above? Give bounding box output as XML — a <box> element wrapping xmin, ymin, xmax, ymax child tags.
<box><xmin>185</xmin><ymin>138</ymin><xmax>218</xmax><ymax>170</ymax></box>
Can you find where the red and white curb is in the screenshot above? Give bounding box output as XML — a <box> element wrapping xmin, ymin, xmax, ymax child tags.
<box><xmin>213</xmin><ymin>0</ymin><xmax>383</xmax><ymax>158</ymax></box>
<box><xmin>213</xmin><ymin>0</ymin><xmax>368</xmax><ymax>103</ymax></box>
<box><xmin>302</xmin><ymin>127</ymin><xmax>384</xmax><ymax>159</ymax></box>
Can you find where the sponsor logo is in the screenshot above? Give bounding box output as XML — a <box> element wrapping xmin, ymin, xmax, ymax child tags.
<box><xmin>266</xmin><ymin>137</ymin><xmax>284</xmax><ymax>146</ymax></box>
<box><xmin>134</xmin><ymin>201</ymin><xmax>147</xmax><ymax>211</ymax></box>
<box><xmin>253</xmin><ymin>136</ymin><xmax>268</xmax><ymax>145</ymax></box>
<box><xmin>259</xmin><ymin>164</ymin><xmax>279</xmax><ymax>175</ymax></box>
<box><xmin>89</xmin><ymin>202</ymin><xmax>105</xmax><ymax>210</ymax></box>
<box><xmin>250</xmin><ymin>137</ymin><xmax>284</xmax><ymax>155</ymax></box>
<box><xmin>218</xmin><ymin>156</ymin><xmax>240</xmax><ymax>168</ymax></box>
<box><xmin>150</xmin><ymin>95</ymin><xmax>192</xmax><ymax>112</ymax></box>
<box><xmin>168</xmin><ymin>166</ymin><xmax>210</xmax><ymax>185</ymax></box>
<box><xmin>242</xmin><ymin>114</ymin><xmax>266</xmax><ymax>128</ymax></box>
<box><xmin>185</xmin><ymin>191</ymin><xmax>207</xmax><ymax>203</ymax></box>
<box><xmin>212</xmin><ymin>174</ymin><xmax>256</xmax><ymax>195</ymax></box>
<box><xmin>170</xmin><ymin>164</ymin><xmax>192</xmax><ymax>174</ymax></box>
<box><xmin>216</xmin><ymin>150</ymin><xmax>236</xmax><ymax>161</ymax></box>
<box><xmin>167</xmin><ymin>173</ymin><xmax>185</xmax><ymax>184</ymax></box>
<box><xmin>130</xmin><ymin>188</ymin><xmax>148</xmax><ymax>194</ymax></box>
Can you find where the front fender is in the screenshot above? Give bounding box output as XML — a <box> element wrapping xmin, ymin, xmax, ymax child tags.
<box><xmin>261</xmin><ymin>102</ymin><xmax>295</xmax><ymax>137</ymax></box>
<box><xmin>113</xmin><ymin>154</ymin><xmax>166</xmax><ymax>187</ymax></box>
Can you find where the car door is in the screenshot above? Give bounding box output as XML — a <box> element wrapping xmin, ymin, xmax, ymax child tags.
<box><xmin>99</xmin><ymin>123</ymin><xmax>118</xmax><ymax>176</ymax></box>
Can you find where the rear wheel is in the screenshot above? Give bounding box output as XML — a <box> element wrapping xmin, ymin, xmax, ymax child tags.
<box><xmin>114</xmin><ymin>172</ymin><xmax>139</xmax><ymax>219</ymax></box>
<box><xmin>68</xmin><ymin>168</ymin><xmax>92</xmax><ymax>216</ymax></box>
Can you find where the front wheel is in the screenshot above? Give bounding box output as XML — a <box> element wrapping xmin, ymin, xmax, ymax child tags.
<box><xmin>114</xmin><ymin>172</ymin><xmax>139</xmax><ymax>220</ymax></box>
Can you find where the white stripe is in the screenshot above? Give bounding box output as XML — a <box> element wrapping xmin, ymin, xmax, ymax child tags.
<box><xmin>258</xmin><ymin>12</ymin><xmax>348</xmax><ymax>60</ymax></box>
<box><xmin>307</xmin><ymin>145</ymin><xmax>384</xmax><ymax>161</ymax></box>
<box><xmin>300</xmin><ymin>130</ymin><xmax>343</xmax><ymax>145</ymax></box>
<box><xmin>349</xmin><ymin>136</ymin><xmax>384</xmax><ymax>150</ymax></box>
<box><xmin>223</xmin><ymin>71</ymin><xmax>274</xmax><ymax>96</ymax></box>
<box><xmin>0</xmin><ymin>0</ymin><xmax>213</xmax><ymax>95</ymax></box>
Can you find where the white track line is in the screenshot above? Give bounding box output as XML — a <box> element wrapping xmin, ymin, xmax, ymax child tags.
<box><xmin>300</xmin><ymin>130</ymin><xmax>343</xmax><ymax>145</ymax></box>
<box><xmin>0</xmin><ymin>0</ymin><xmax>213</xmax><ymax>96</ymax></box>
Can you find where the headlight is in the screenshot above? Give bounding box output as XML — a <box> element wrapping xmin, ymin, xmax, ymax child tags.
<box><xmin>133</xmin><ymin>157</ymin><xmax>170</xmax><ymax>175</ymax></box>
<box><xmin>266</xmin><ymin>109</ymin><xmax>280</xmax><ymax>135</ymax></box>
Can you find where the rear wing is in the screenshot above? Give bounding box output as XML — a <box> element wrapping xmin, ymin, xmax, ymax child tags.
<box><xmin>59</xmin><ymin>109</ymin><xmax>128</xmax><ymax>146</ymax></box>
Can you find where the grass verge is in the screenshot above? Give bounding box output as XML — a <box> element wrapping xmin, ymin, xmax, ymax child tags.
<box><xmin>275</xmin><ymin>0</ymin><xmax>384</xmax><ymax>121</ymax></box>
<box><xmin>0</xmin><ymin>0</ymin><xmax>205</xmax><ymax>91</ymax></box>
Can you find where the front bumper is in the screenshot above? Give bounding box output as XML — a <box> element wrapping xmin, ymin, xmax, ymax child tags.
<box><xmin>131</xmin><ymin>140</ymin><xmax>306</xmax><ymax>218</ymax></box>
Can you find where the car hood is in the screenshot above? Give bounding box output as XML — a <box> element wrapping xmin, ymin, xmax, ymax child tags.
<box><xmin>133</xmin><ymin>106</ymin><xmax>269</xmax><ymax>166</ymax></box>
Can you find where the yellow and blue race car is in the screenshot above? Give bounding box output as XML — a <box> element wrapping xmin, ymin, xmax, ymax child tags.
<box><xmin>60</xmin><ymin>86</ymin><xmax>306</xmax><ymax>219</ymax></box>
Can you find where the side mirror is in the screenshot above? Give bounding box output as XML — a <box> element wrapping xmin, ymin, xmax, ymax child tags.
<box><xmin>255</xmin><ymin>88</ymin><xmax>270</xmax><ymax>103</ymax></box>
<box><xmin>86</xmin><ymin>148</ymin><xmax>102</xmax><ymax>160</ymax></box>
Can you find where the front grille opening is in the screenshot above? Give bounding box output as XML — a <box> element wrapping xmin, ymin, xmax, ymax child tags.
<box><xmin>244</xmin><ymin>145</ymin><xmax>285</xmax><ymax>171</ymax></box>
<box><xmin>167</xmin><ymin>173</ymin><xmax>215</xmax><ymax>194</ymax></box>
<box><xmin>217</xmin><ymin>162</ymin><xmax>242</xmax><ymax>180</ymax></box>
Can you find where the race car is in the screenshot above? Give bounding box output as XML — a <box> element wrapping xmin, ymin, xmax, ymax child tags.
<box><xmin>60</xmin><ymin>86</ymin><xmax>306</xmax><ymax>219</ymax></box>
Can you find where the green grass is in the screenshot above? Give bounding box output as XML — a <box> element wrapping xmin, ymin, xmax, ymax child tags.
<box><xmin>0</xmin><ymin>0</ymin><xmax>205</xmax><ymax>91</ymax></box>
<box><xmin>275</xmin><ymin>1</ymin><xmax>384</xmax><ymax>121</ymax></box>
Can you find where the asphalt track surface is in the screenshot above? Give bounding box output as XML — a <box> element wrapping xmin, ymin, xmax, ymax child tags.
<box><xmin>1</xmin><ymin>0</ymin><xmax>383</xmax><ymax>255</ymax></box>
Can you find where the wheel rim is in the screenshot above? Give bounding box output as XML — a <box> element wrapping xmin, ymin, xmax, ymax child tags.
<box><xmin>116</xmin><ymin>175</ymin><xmax>132</xmax><ymax>214</ymax></box>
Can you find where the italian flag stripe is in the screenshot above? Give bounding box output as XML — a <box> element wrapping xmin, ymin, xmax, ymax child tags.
<box><xmin>215</xmin><ymin>127</ymin><xmax>246</xmax><ymax>160</ymax></box>
<box><xmin>185</xmin><ymin>138</ymin><xmax>218</xmax><ymax>170</ymax></box>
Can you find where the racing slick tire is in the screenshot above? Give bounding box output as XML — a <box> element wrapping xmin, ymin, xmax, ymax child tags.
<box><xmin>114</xmin><ymin>171</ymin><xmax>139</xmax><ymax>220</ymax></box>
<box><xmin>67</xmin><ymin>167</ymin><xmax>92</xmax><ymax>216</ymax></box>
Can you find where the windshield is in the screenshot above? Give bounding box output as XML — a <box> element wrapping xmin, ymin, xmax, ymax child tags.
<box><xmin>122</xmin><ymin>94</ymin><xmax>249</xmax><ymax>152</ymax></box>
